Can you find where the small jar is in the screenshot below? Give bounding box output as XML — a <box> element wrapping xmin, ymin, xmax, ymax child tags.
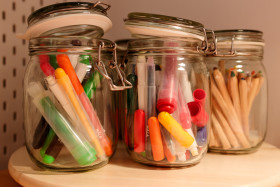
<box><xmin>206</xmin><ymin>30</ymin><xmax>267</xmax><ymax>154</ymax></box>
<box><xmin>122</xmin><ymin>13</ymin><xmax>211</xmax><ymax>167</ymax></box>
<box><xmin>22</xmin><ymin>2</ymin><xmax>131</xmax><ymax>171</ymax></box>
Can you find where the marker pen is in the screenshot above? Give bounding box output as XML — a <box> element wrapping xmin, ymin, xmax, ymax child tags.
<box><xmin>134</xmin><ymin>109</ymin><xmax>145</xmax><ymax>153</ymax></box>
<box><xmin>148</xmin><ymin>117</ymin><xmax>164</xmax><ymax>161</ymax></box>
<box><xmin>27</xmin><ymin>82</ymin><xmax>97</xmax><ymax>165</ymax></box>
<box><xmin>57</xmin><ymin>55</ymin><xmax>112</xmax><ymax>157</ymax></box>
<box><xmin>158</xmin><ymin>112</ymin><xmax>194</xmax><ymax>148</ymax></box>
<box><xmin>127</xmin><ymin>73</ymin><xmax>138</xmax><ymax>150</ymax></box>
<box><xmin>187</xmin><ymin>101</ymin><xmax>208</xmax><ymax>127</ymax></box>
<box><xmin>32</xmin><ymin>117</ymin><xmax>50</xmax><ymax>149</ymax></box>
<box><xmin>145</xmin><ymin>56</ymin><xmax>156</xmax><ymax>160</ymax></box>
<box><xmin>179</xmin><ymin>70</ymin><xmax>193</xmax><ymax>103</ymax></box>
<box><xmin>178</xmin><ymin>86</ymin><xmax>198</xmax><ymax>156</ymax></box>
<box><xmin>55</xmin><ymin>68</ymin><xmax>106</xmax><ymax>159</ymax></box>
<box><xmin>40</xmin><ymin>128</ymin><xmax>63</xmax><ymax>164</ymax></box>
<box><xmin>75</xmin><ymin>55</ymin><xmax>91</xmax><ymax>83</ymax></box>
<box><xmin>193</xmin><ymin>89</ymin><xmax>206</xmax><ymax>108</ymax></box>
<box><xmin>157</xmin><ymin>52</ymin><xmax>178</xmax><ymax>114</ymax></box>
<box><xmin>136</xmin><ymin>56</ymin><xmax>146</xmax><ymax>111</ymax></box>
<box><xmin>83</xmin><ymin>71</ymin><xmax>102</xmax><ymax>100</ymax></box>
<box><xmin>160</xmin><ymin>126</ymin><xmax>176</xmax><ymax>162</ymax></box>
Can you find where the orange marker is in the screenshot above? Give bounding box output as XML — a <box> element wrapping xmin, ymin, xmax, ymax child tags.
<box><xmin>161</xmin><ymin>133</ymin><xmax>176</xmax><ymax>162</ymax></box>
<box><xmin>148</xmin><ymin>117</ymin><xmax>164</xmax><ymax>161</ymax></box>
<box><xmin>57</xmin><ymin>54</ymin><xmax>112</xmax><ymax>156</ymax></box>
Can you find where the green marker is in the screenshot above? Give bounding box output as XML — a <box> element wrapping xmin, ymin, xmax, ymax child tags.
<box><xmin>83</xmin><ymin>71</ymin><xmax>102</xmax><ymax>99</ymax></box>
<box><xmin>40</xmin><ymin>129</ymin><xmax>56</xmax><ymax>164</ymax></box>
<box><xmin>28</xmin><ymin>82</ymin><xmax>97</xmax><ymax>165</ymax></box>
<box><xmin>49</xmin><ymin>55</ymin><xmax>59</xmax><ymax>69</ymax></box>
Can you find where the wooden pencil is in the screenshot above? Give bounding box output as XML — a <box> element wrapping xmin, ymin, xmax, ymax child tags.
<box><xmin>229</xmin><ymin>71</ymin><xmax>242</xmax><ymax>122</ymax></box>
<box><xmin>210</xmin><ymin>75</ymin><xmax>250</xmax><ymax>148</ymax></box>
<box><xmin>219</xmin><ymin>60</ymin><xmax>225</xmax><ymax>78</ymax></box>
<box><xmin>213</xmin><ymin>67</ymin><xmax>233</xmax><ymax>106</ymax></box>
<box><xmin>211</xmin><ymin>113</ymin><xmax>231</xmax><ymax>149</ymax></box>
<box><xmin>239</xmin><ymin>77</ymin><xmax>249</xmax><ymax>137</ymax></box>
<box><xmin>209</xmin><ymin>127</ymin><xmax>219</xmax><ymax>148</ymax></box>
<box><xmin>212</xmin><ymin>98</ymin><xmax>240</xmax><ymax>148</ymax></box>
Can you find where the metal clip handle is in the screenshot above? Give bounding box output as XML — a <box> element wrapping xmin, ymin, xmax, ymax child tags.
<box><xmin>92</xmin><ymin>1</ymin><xmax>111</xmax><ymax>11</ymax></box>
<box><xmin>197</xmin><ymin>28</ymin><xmax>208</xmax><ymax>53</ymax></box>
<box><xmin>213</xmin><ymin>34</ymin><xmax>237</xmax><ymax>57</ymax></box>
<box><xmin>93</xmin><ymin>41</ymin><xmax>132</xmax><ymax>91</ymax></box>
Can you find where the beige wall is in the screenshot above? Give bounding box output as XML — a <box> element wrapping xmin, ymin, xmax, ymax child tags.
<box><xmin>104</xmin><ymin>0</ymin><xmax>280</xmax><ymax>147</ymax></box>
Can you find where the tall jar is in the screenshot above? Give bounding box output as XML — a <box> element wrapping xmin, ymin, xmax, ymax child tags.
<box><xmin>122</xmin><ymin>13</ymin><xmax>211</xmax><ymax>167</ymax></box>
<box><xmin>22</xmin><ymin>2</ymin><xmax>131</xmax><ymax>171</ymax></box>
<box><xmin>206</xmin><ymin>30</ymin><xmax>267</xmax><ymax>154</ymax></box>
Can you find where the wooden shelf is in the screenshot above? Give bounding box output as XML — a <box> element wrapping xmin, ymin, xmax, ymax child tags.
<box><xmin>8</xmin><ymin>143</ymin><xmax>280</xmax><ymax>187</ymax></box>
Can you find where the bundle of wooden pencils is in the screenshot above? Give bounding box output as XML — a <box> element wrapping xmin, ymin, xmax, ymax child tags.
<box><xmin>209</xmin><ymin>63</ymin><xmax>264</xmax><ymax>150</ymax></box>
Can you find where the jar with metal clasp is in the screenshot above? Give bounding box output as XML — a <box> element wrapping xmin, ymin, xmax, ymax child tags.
<box><xmin>206</xmin><ymin>30</ymin><xmax>267</xmax><ymax>154</ymax></box>
<box><xmin>21</xmin><ymin>2</ymin><xmax>131</xmax><ymax>171</ymax></box>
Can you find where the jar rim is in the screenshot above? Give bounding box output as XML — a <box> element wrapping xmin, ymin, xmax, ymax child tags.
<box><xmin>29</xmin><ymin>36</ymin><xmax>115</xmax><ymax>53</ymax></box>
<box><xmin>28</xmin><ymin>2</ymin><xmax>109</xmax><ymax>26</ymax></box>
<box><xmin>126</xmin><ymin>37</ymin><xmax>203</xmax><ymax>55</ymax></box>
<box><xmin>124</xmin><ymin>12</ymin><xmax>205</xmax><ymax>40</ymax></box>
<box><xmin>214</xmin><ymin>29</ymin><xmax>264</xmax><ymax>44</ymax></box>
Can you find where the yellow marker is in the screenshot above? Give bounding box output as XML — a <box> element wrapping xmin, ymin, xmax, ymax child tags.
<box><xmin>158</xmin><ymin>112</ymin><xmax>194</xmax><ymax>148</ymax></box>
<box><xmin>55</xmin><ymin>68</ymin><xmax>105</xmax><ymax>159</ymax></box>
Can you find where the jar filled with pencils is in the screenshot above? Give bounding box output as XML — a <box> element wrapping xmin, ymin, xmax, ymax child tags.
<box><xmin>21</xmin><ymin>2</ymin><xmax>131</xmax><ymax>171</ymax></box>
<box><xmin>122</xmin><ymin>13</ymin><xmax>211</xmax><ymax>166</ymax></box>
<box><xmin>206</xmin><ymin>30</ymin><xmax>267</xmax><ymax>154</ymax></box>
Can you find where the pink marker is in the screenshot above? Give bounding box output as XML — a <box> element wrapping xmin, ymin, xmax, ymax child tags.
<box><xmin>157</xmin><ymin>42</ymin><xmax>178</xmax><ymax>114</ymax></box>
<box><xmin>134</xmin><ymin>109</ymin><xmax>145</xmax><ymax>153</ymax></box>
<box><xmin>187</xmin><ymin>101</ymin><xmax>208</xmax><ymax>127</ymax></box>
<box><xmin>193</xmin><ymin>89</ymin><xmax>206</xmax><ymax>108</ymax></box>
<box><xmin>178</xmin><ymin>86</ymin><xmax>192</xmax><ymax>129</ymax></box>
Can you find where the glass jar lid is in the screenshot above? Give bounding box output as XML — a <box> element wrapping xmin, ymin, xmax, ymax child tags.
<box><xmin>17</xmin><ymin>2</ymin><xmax>112</xmax><ymax>40</ymax></box>
<box><xmin>211</xmin><ymin>29</ymin><xmax>264</xmax><ymax>57</ymax></box>
<box><xmin>124</xmin><ymin>12</ymin><xmax>205</xmax><ymax>40</ymax></box>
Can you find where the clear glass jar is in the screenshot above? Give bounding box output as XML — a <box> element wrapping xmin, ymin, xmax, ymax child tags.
<box><xmin>122</xmin><ymin>12</ymin><xmax>211</xmax><ymax>167</ymax></box>
<box><xmin>24</xmin><ymin>36</ymin><xmax>131</xmax><ymax>171</ymax></box>
<box><xmin>22</xmin><ymin>2</ymin><xmax>131</xmax><ymax>171</ymax></box>
<box><xmin>206</xmin><ymin>30</ymin><xmax>267</xmax><ymax>154</ymax></box>
<box><xmin>123</xmin><ymin>35</ymin><xmax>210</xmax><ymax>166</ymax></box>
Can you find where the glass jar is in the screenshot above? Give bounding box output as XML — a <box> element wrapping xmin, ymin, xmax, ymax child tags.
<box><xmin>24</xmin><ymin>36</ymin><xmax>131</xmax><ymax>171</ymax></box>
<box><xmin>22</xmin><ymin>2</ymin><xmax>131</xmax><ymax>171</ymax></box>
<box><xmin>122</xmin><ymin>13</ymin><xmax>211</xmax><ymax>167</ymax></box>
<box><xmin>206</xmin><ymin>30</ymin><xmax>267</xmax><ymax>154</ymax></box>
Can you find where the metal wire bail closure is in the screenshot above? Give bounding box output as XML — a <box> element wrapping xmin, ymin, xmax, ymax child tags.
<box><xmin>212</xmin><ymin>34</ymin><xmax>237</xmax><ymax>57</ymax></box>
<box><xmin>198</xmin><ymin>29</ymin><xmax>218</xmax><ymax>55</ymax></box>
<box><xmin>91</xmin><ymin>1</ymin><xmax>111</xmax><ymax>11</ymax></box>
<box><xmin>94</xmin><ymin>41</ymin><xmax>132</xmax><ymax>91</ymax></box>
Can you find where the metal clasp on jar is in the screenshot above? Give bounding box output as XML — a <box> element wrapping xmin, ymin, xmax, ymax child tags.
<box><xmin>197</xmin><ymin>28</ymin><xmax>217</xmax><ymax>55</ymax></box>
<box><xmin>93</xmin><ymin>41</ymin><xmax>132</xmax><ymax>91</ymax></box>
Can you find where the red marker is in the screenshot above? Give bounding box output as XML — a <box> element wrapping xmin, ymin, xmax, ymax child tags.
<box><xmin>134</xmin><ymin>109</ymin><xmax>145</xmax><ymax>153</ymax></box>
<box><xmin>187</xmin><ymin>101</ymin><xmax>208</xmax><ymax>127</ymax></box>
<box><xmin>39</xmin><ymin>55</ymin><xmax>55</xmax><ymax>77</ymax></box>
<box><xmin>193</xmin><ymin>89</ymin><xmax>206</xmax><ymax>108</ymax></box>
<box><xmin>157</xmin><ymin>42</ymin><xmax>178</xmax><ymax>114</ymax></box>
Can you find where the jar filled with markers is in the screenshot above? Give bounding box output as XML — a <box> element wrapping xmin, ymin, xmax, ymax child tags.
<box><xmin>122</xmin><ymin>13</ymin><xmax>211</xmax><ymax>166</ymax></box>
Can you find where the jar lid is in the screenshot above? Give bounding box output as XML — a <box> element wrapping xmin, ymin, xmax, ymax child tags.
<box><xmin>124</xmin><ymin>12</ymin><xmax>205</xmax><ymax>40</ymax></box>
<box><xmin>17</xmin><ymin>2</ymin><xmax>112</xmax><ymax>40</ymax></box>
<box><xmin>214</xmin><ymin>29</ymin><xmax>264</xmax><ymax>46</ymax></box>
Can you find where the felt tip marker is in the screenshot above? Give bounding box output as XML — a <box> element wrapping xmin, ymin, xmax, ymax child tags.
<box><xmin>158</xmin><ymin>112</ymin><xmax>194</xmax><ymax>148</ymax></box>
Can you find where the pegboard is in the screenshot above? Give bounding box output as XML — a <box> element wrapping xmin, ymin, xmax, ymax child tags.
<box><xmin>0</xmin><ymin>0</ymin><xmax>82</xmax><ymax>170</ymax></box>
